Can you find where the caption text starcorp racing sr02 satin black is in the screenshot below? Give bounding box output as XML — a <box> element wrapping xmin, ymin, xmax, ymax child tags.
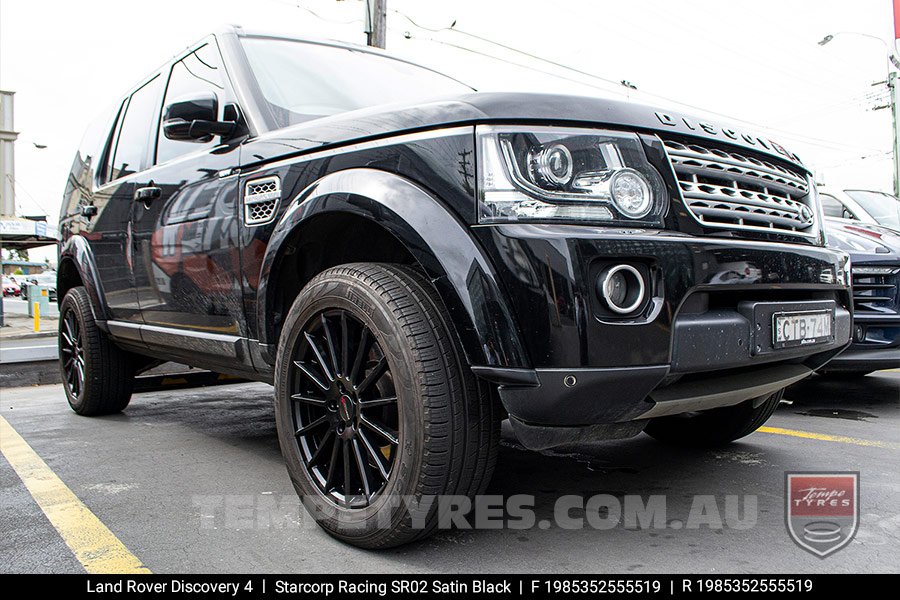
<box><xmin>58</xmin><ymin>27</ymin><xmax>852</xmax><ymax>548</ymax></box>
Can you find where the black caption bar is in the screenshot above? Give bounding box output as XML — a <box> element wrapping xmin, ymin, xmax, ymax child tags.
<box><xmin>0</xmin><ymin>574</ymin><xmax>888</xmax><ymax>598</ymax></box>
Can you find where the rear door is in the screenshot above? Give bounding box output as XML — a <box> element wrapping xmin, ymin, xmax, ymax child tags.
<box><xmin>88</xmin><ymin>75</ymin><xmax>164</xmax><ymax>324</ymax></box>
<box><xmin>129</xmin><ymin>41</ymin><xmax>246</xmax><ymax>349</ymax></box>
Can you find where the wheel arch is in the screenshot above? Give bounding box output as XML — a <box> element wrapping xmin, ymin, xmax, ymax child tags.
<box><xmin>57</xmin><ymin>235</ymin><xmax>109</xmax><ymax>322</ymax></box>
<box><xmin>257</xmin><ymin>168</ymin><xmax>528</xmax><ymax>369</ymax></box>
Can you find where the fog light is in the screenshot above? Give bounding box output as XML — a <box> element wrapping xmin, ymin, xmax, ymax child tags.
<box><xmin>598</xmin><ymin>264</ymin><xmax>646</xmax><ymax>314</ymax></box>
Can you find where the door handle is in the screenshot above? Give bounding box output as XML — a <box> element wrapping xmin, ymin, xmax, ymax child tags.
<box><xmin>134</xmin><ymin>186</ymin><xmax>162</xmax><ymax>203</ymax></box>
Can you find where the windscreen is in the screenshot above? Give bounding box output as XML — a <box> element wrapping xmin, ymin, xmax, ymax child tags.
<box><xmin>241</xmin><ymin>37</ymin><xmax>473</xmax><ymax>128</ymax></box>
<box><xmin>845</xmin><ymin>189</ymin><xmax>900</xmax><ymax>229</ymax></box>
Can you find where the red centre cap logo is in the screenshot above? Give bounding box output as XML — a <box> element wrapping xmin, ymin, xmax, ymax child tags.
<box><xmin>338</xmin><ymin>394</ymin><xmax>353</xmax><ymax>422</ymax></box>
<box><xmin>785</xmin><ymin>472</ymin><xmax>859</xmax><ymax>558</ymax></box>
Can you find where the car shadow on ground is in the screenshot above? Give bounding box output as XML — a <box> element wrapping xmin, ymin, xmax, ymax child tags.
<box><xmin>112</xmin><ymin>371</ymin><xmax>897</xmax><ymax>566</ymax></box>
<box><xmin>783</xmin><ymin>371</ymin><xmax>900</xmax><ymax>415</ymax></box>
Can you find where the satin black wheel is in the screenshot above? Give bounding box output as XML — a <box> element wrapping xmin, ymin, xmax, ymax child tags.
<box><xmin>275</xmin><ymin>263</ymin><xmax>499</xmax><ymax>549</ymax></box>
<box><xmin>58</xmin><ymin>286</ymin><xmax>135</xmax><ymax>416</ymax></box>
<box><xmin>60</xmin><ymin>305</ymin><xmax>86</xmax><ymax>399</ymax></box>
<box><xmin>289</xmin><ymin>309</ymin><xmax>399</xmax><ymax>507</ymax></box>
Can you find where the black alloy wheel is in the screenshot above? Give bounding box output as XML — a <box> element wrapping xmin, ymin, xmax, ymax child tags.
<box><xmin>60</xmin><ymin>305</ymin><xmax>86</xmax><ymax>399</ymax></box>
<box><xmin>58</xmin><ymin>286</ymin><xmax>135</xmax><ymax>416</ymax></box>
<box><xmin>289</xmin><ymin>309</ymin><xmax>400</xmax><ymax>508</ymax></box>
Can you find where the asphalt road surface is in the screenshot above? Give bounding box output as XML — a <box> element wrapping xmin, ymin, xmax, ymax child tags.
<box><xmin>1</xmin><ymin>372</ymin><xmax>898</xmax><ymax>574</ymax></box>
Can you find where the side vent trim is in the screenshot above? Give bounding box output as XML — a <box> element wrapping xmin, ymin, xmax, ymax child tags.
<box><xmin>244</xmin><ymin>175</ymin><xmax>281</xmax><ymax>226</ymax></box>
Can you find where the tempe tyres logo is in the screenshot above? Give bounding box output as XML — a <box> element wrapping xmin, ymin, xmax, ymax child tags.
<box><xmin>785</xmin><ymin>472</ymin><xmax>859</xmax><ymax>558</ymax></box>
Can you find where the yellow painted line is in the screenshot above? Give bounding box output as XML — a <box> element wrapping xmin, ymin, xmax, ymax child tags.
<box><xmin>758</xmin><ymin>426</ymin><xmax>900</xmax><ymax>450</ymax></box>
<box><xmin>0</xmin><ymin>416</ymin><xmax>150</xmax><ymax>573</ymax></box>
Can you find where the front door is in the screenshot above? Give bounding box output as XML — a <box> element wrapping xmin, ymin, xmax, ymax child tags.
<box><xmin>130</xmin><ymin>41</ymin><xmax>245</xmax><ymax>340</ymax></box>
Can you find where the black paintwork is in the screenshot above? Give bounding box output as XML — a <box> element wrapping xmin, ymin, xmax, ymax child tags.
<box><xmin>59</xmin><ymin>27</ymin><xmax>852</xmax><ymax>428</ymax></box>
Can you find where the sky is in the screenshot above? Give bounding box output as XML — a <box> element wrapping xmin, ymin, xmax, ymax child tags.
<box><xmin>0</xmin><ymin>0</ymin><xmax>896</xmax><ymax>264</ymax></box>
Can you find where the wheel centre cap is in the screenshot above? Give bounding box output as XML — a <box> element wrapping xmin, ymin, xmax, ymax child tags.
<box><xmin>338</xmin><ymin>394</ymin><xmax>354</xmax><ymax>422</ymax></box>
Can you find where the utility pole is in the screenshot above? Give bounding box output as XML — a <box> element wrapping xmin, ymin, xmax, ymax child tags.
<box><xmin>0</xmin><ymin>90</ymin><xmax>16</xmax><ymax>217</ymax></box>
<box><xmin>0</xmin><ymin>90</ymin><xmax>17</xmax><ymax>328</ymax></box>
<box><xmin>819</xmin><ymin>33</ymin><xmax>900</xmax><ymax>196</ymax></box>
<box><xmin>365</xmin><ymin>0</ymin><xmax>387</xmax><ymax>49</ymax></box>
<box><xmin>892</xmin><ymin>71</ymin><xmax>900</xmax><ymax>197</ymax></box>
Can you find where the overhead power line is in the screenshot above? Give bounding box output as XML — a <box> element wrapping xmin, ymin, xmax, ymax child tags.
<box><xmin>266</xmin><ymin>1</ymin><xmax>886</xmax><ymax>156</ymax></box>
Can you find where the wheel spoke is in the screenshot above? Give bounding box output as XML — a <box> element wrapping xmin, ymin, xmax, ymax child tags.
<box><xmin>356</xmin><ymin>356</ymin><xmax>388</xmax><ymax>396</ymax></box>
<box><xmin>60</xmin><ymin>330</ymin><xmax>74</xmax><ymax>347</ymax></box>
<box><xmin>342</xmin><ymin>440</ymin><xmax>352</xmax><ymax>504</ymax></box>
<box><xmin>360</xmin><ymin>415</ymin><xmax>399</xmax><ymax>446</ymax></box>
<box><xmin>307</xmin><ymin>430</ymin><xmax>334</xmax><ymax>467</ymax></box>
<box><xmin>340</xmin><ymin>311</ymin><xmax>349</xmax><ymax>378</ymax></box>
<box><xmin>293</xmin><ymin>360</ymin><xmax>329</xmax><ymax>392</ymax></box>
<box><xmin>349</xmin><ymin>328</ymin><xmax>369</xmax><ymax>385</ymax></box>
<box><xmin>358</xmin><ymin>395</ymin><xmax>397</xmax><ymax>410</ymax></box>
<box><xmin>291</xmin><ymin>394</ymin><xmax>326</xmax><ymax>407</ymax></box>
<box><xmin>74</xmin><ymin>361</ymin><xmax>85</xmax><ymax>395</ymax></box>
<box><xmin>323</xmin><ymin>437</ymin><xmax>341</xmax><ymax>491</ymax></box>
<box><xmin>295</xmin><ymin>415</ymin><xmax>328</xmax><ymax>437</ymax></box>
<box><xmin>351</xmin><ymin>439</ymin><xmax>371</xmax><ymax>501</ymax></box>
<box><xmin>303</xmin><ymin>332</ymin><xmax>333</xmax><ymax>382</ymax></box>
<box><xmin>321</xmin><ymin>314</ymin><xmax>340</xmax><ymax>377</ymax></box>
<box><xmin>358</xmin><ymin>430</ymin><xmax>390</xmax><ymax>482</ymax></box>
<box><xmin>63</xmin><ymin>314</ymin><xmax>74</xmax><ymax>338</ymax></box>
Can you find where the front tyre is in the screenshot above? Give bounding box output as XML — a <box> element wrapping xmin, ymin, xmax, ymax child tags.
<box><xmin>644</xmin><ymin>390</ymin><xmax>784</xmax><ymax>448</ymax></box>
<box><xmin>275</xmin><ymin>263</ymin><xmax>497</xmax><ymax>549</ymax></box>
<box><xmin>59</xmin><ymin>286</ymin><xmax>135</xmax><ymax>415</ymax></box>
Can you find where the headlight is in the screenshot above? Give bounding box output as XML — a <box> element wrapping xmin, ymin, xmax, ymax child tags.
<box><xmin>477</xmin><ymin>125</ymin><xmax>668</xmax><ymax>224</ymax></box>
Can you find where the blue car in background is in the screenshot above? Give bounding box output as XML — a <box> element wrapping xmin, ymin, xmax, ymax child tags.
<box><xmin>824</xmin><ymin>218</ymin><xmax>900</xmax><ymax>376</ymax></box>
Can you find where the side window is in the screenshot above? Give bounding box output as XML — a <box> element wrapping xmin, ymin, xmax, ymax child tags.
<box><xmin>98</xmin><ymin>101</ymin><xmax>125</xmax><ymax>186</ymax></box>
<box><xmin>820</xmin><ymin>194</ymin><xmax>846</xmax><ymax>219</ymax></box>
<box><xmin>156</xmin><ymin>43</ymin><xmax>226</xmax><ymax>165</ymax></box>
<box><xmin>109</xmin><ymin>76</ymin><xmax>164</xmax><ymax>181</ymax></box>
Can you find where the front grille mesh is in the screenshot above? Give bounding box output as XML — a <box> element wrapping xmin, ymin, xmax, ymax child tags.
<box><xmin>244</xmin><ymin>176</ymin><xmax>281</xmax><ymax>226</ymax></box>
<box><xmin>852</xmin><ymin>270</ymin><xmax>900</xmax><ymax>314</ymax></box>
<box><xmin>663</xmin><ymin>139</ymin><xmax>815</xmax><ymax>236</ymax></box>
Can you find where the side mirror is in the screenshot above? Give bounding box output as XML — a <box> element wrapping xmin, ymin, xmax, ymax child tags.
<box><xmin>162</xmin><ymin>93</ymin><xmax>235</xmax><ymax>142</ymax></box>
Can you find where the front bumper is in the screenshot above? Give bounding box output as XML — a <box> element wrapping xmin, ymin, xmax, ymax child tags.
<box><xmin>823</xmin><ymin>314</ymin><xmax>900</xmax><ymax>372</ymax></box>
<box><xmin>472</xmin><ymin>224</ymin><xmax>852</xmax><ymax>427</ymax></box>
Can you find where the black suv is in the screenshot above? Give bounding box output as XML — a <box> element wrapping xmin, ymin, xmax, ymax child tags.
<box><xmin>59</xmin><ymin>27</ymin><xmax>851</xmax><ymax>548</ymax></box>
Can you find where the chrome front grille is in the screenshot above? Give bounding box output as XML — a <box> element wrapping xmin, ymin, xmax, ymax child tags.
<box><xmin>852</xmin><ymin>268</ymin><xmax>900</xmax><ymax>314</ymax></box>
<box><xmin>663</xmin><ymin>139</ymin><xmax>816</xmax><ymax>236</ymax></box>
<box><xmin>244</xmin><ymin>175</ymin><xmax>281</xmax><ymax>226</ymax></box>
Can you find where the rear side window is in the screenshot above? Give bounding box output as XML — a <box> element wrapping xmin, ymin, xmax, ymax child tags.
<box><xmin>156</xmin><ymin>43</ymin><xmax>226</xmax><ymax>165</ymax></box>
<box><xmin>97</xmin><ymin>101</ymin><xmax>125</xmax><ymax>186</ymax></box>
<box><xmin>109</xmin><ymin>75</ymin><xmax>163</xmax><ymax>181</ymax></box>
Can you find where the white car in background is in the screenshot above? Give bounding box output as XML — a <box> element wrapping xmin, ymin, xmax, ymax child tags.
<box><xmin>818</xmin><ymin>188</ymin><xmax>900</xmax><ymax>232</ymax></box>
<box><xmin>25</xmin><ymin>271</ymin><xmax>58</xmax><ymax>301</ymax></box>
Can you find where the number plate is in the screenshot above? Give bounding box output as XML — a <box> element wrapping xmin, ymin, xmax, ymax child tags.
<box><xmin>772</xmin><ymin>310</ymin><xmax>833</xmax><ymax>349</ymax></box>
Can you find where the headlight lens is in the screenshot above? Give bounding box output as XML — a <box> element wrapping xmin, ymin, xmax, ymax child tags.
<box><xmin>477</xmin><ymin>126</ymin><xmax>667</xmax><ymax>224</ymax></box>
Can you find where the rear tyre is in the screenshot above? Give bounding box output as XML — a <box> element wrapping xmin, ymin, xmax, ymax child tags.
<box><xmin>274</xmin><ymin>263</ymin><xmax>498</xmax><ymax>549</ymax></box>
<box><xmin>59</xmin><ymin>286</ymin><xmax>135</xmax><ymax>416</ymax></box>
<box><xmin>644</xmin><ymin>390</ymin><xmax>784</xmax><ymax>448</ymax></box>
